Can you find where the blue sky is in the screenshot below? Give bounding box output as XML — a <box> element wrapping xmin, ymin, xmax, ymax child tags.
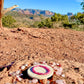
<box><xmin>4</xmin><ymin>0</ymin><xmax>83</xmax><ymax>14</ymax></box>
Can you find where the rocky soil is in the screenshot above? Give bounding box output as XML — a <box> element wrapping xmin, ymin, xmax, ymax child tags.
<box><xmin>0</xmin><ymin>27</ymin><xmax>84</xmax><ymax>84</ymax></box>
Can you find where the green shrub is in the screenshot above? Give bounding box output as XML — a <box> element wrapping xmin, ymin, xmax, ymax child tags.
<box><xmin>63</xmin><ymin>23</ymin><xmax>76</xmax><ymax>28</ymax></box>
<box><xmin>38</xmin><ymin>21</ymin><xmax>45</xmax><ymax>28</ymax></box>
<box><xmin>2</xmin><ymin>15</ymin><xmax>16</xmax><ymax>28</ymax></box>
<box><xmin>70</xmin><ymin>13</ymin><xmax>84</xmax><ymax>24</ymax></box>
<box><xmin>38</xmin><ymin>18</ymin><xmax>53</xmax><ymax>28</ymax></box>
<box><xmin>51</xmin><ymin>13</ymin><xmax>58</xmax><ymax>22</ymax></box>
<box><xmin>45</xmin><ymin>18</ymin><xmax>53</xmax><ymax>28</ymax></box>
<box><xmin>78</xmin><ymin>14</ymin><xmax>84</xmax><ymax>24</ymax></box>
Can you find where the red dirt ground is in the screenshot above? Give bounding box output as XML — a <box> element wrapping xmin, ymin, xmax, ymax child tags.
<box><xmin>0</xmin><ymin>27</ymin><xmax>84</xmax><ymax>84</ymax></box>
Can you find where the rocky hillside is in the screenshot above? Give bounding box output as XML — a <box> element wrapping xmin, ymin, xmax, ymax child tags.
<box><xmin>11</xmin><ymin>8</ymin><xmax>54</xmax><ymax>16</ymax></box>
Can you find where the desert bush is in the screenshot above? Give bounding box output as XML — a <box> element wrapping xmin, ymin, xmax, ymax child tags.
<box><xmin>75</xmin><ymin>20</ymin><xmax>81</xmax><ymax>25</ymax></box>
<box><xmin>38</xmin><ymin>21</ymin><xmax>45</xmax><ymax>28</ymax></box>
<box><xmin>51</xmin><ymin>13</ymin><xmax>69</xmax><ymax>24</ymax></box>
<box><xmin>38</xmin><ymin>18</ymin><xmax>53</xmax><ymax>28</ymax></box>
<box><xmin>71</xmin><ymin>13</ymin><xmax>84</xmax><ymax>24</ymax></box>
<box><xmin>51</xmin><ymin>13</ymin><xmax>58</xmax><ymax>22</ymax></box>
<box><xmin>45</xmin><ymin>18</ymin><xmax>53</xmax><ymax>28</ymax></box>
<box><xmin>2</xmin><ymin>15</ymin><xmax>16</xmax><ymax>28</ymax></box>
<box><xmin>63</xmin><ymin>23</ymin><xmax>76</xmax><ymax>28</ymax></box>
<box><xmin>78</xmin><ymin>14</ymin><xmax>84</xmax><ymax>24</ymax></box>
<box><xmin>38</xmin><ymin>13</ymin><xmax>69</xmax><ymax>28</ymax></box>
<box><xmin>61</xmin><ymin>15</ymin><xmax>69</xmax><ymax>23</ymax></box>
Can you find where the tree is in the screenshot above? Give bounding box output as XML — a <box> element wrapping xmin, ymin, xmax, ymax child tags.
<box><xmin>76</xmin><ymin>12</ymin><xmax>82</xmax><ymax>19</ymax></box>
<box><xmin>81</xmin><ymin>0</ymin><xmax>84</xmax><ymax>10</ymax></box>
<box><xmin>2</xmin><ymin>15</ymin><xmax>16</xmax><ymax>27</ymax></box>
<box><xmin>51</xmin><ymin>13</ymin><xmax>58</xmax><ymax>22</ymax></box>
<box><xmin>38</xmin><ymin>21</ymin><xmax>45</xmax><ymax>28</ymax></box>
<box><xmin>61</xmin><ymin>15</ymin><xmax>69</xmax><ymax>23</ymax></box>
<box><xmin>38</xmin><ymin>18</ymin><xmax>53</xmax><ymax>28</ymax></box>
<box><xmin>78</xmin><ymin>13</ymin><xmax>84</xmax><ymax>24</ymax></box>
<box><xmin>0</xmin><ymin>0</ymin><xmax>18</xmax><ymax>28</ymax></box>
<box><xmin>57</xmin><ymin>13</ymin><xmax>62</xmax><ymax>21</ymax></box>
<box><xmin>71</xmin><ymin>15</ymin><xmax>76</xmax><ymax>19</ymax></box>
<box><xmin>45</xmin><ymin>18</ymin><xmax>53</xmax><ymax>28</ymax></box>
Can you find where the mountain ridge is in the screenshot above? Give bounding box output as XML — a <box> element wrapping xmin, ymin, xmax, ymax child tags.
<box><xmin>11</xmin><ymin>8</ymin><xmax>54</xmax><ymax>16</ymax></box>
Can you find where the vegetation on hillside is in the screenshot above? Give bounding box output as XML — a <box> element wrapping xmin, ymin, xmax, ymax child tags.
<box><xmin>2</xmin><ymin>11</ymin><xmax>84</xmax><ymax>31</ymax></box>
<box><xmin>38</xmin><ymin>13</ymin><xmax>69</xmax><ymax>28</ymax></box>
<box><xmin>3</xmin><ymin>11</ymin><xmax>47</xmax><ymax>28</ymax></box>
<box><xmin>2</xmin><ymin>15</ymin><xmax>16</xmax><ymax>28</ymax></box>
<box><xmin>37</xmin><ymin>1</ymin><xmax>84</xmax><ymax>31</ymax></box>
<box><xmin>2</xmin><ymin>0</ymin><xmax>84</xmax><ymax>31</ymax></box>
<box><xmin>38</xmin><ymin>12</ymin><xmax>84</xmax><ymax>31</ymax></box>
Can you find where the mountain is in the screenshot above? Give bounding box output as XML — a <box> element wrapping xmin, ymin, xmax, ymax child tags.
<box><xmin>11</xmin><ymin>8</ymin><xmax>54</xmax><ymax>16</ymax></box>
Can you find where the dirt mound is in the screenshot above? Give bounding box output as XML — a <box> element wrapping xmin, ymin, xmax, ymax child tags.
<box><xmin>0</xmin><ymin>27</ymin><xmax>84</xmax><ymax>84</ymax></box>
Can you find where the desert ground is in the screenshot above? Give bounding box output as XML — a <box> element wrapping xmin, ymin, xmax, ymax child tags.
<box><xmin>0</xmin><ymin>28</ymin><xmax>84</xmax><ymax>84</ymax></box>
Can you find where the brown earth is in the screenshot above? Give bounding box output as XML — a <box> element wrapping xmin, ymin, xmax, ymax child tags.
<box><xmin>0</xmin><ymin>27</ymin><xmax>84</xmax><ymax>84</ymax></box>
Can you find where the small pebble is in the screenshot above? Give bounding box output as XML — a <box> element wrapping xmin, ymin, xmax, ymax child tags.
<box><xmin>16</xmin><ymin>75</ymin><xmax>22</xmax><ymax>81</ymax></box>
<box><xmin>72</xmin><ymin>81</ymin><xmax>75</xmax><ymax>84</ymax></box>
<box><xmin>54</xmin><ymin>66</ymin><xmax>58</xmax><ymax>70</ymax></box>
<box><xmin>19</xmin><ymin>73</ymin><xmax>23</xmax><ymax>76</ymax></box>
<box><xmin>33</xmin><ymin>62</ymin><xmax>39</xmax><ymax>65</ymax></box>
<box><xmin>56</xmin><ymin>71</ymin><xmax>62</xmax><ymax>76</ymax></box>
<box><xmin>29</xmin><ymin>80</ymin><xmax>32</xmax><ymax>83</ymax></box>
<box><xmin>53</xmin><ymin>62</ymin><xmax>56</xmax><ymax>66</ymax></box>
<box><xmin>51</xmin><ymin>64</ymin><xmax>55</xmax><ymax>67</ymax></box>
<box><xmin>32</xmin><ymin>79</ymin><xmax>38</xmax><ymax>83</ymax></box>
<box><xmin>57</xmin><ymin>63</ymin><xmax>61</xmax><ymax>67</ymax></box>
<box><xmin>16</xmin><ymin>70</ymin><xmax>21</xmax><ymax>75</ymax></box>
<box><xmin>56</xmin><ymin>63</ymin><xmax>59</xmax><ymax>66</ymax></box>
<box><xmin>47</xmin><ymin>80</ymin><xmax>50</xmax><ymax>84</ymax></box>
<box><xmin>8</xmin><ymin>72</ymin><xmax>16</xmax><ymax>76</ymax></box>
<box><xmin>21</xmin><ymin>65</ymin><xmax>26</xmax><ymax>70</ymax></box>
<box><xmin>74</xmin><ymin>67</ymin><xmax>79</xmax><ymax>73</ymax></box>
<box><xmin>8</xmin><ymin>72</ymin><xmax>13</xmax><ymax>76</ymax></box>
<box><xmin>59</xmin><ymin>67</ymin><xmax>63</xmax><ymax>72</ymax></box>
<box><xmin>42</xmin><ymin>61</ymin><xmax>46</xmax><ymax>64</ymax></box>
<box><xmin>25</xmin><ymin>64</ymin><xmax>28</xmax><ymax>67</ymax></box>
<box><xmin>61</xmin><ymin>74</ymin><xmax>65</xmax><ymax>77</ymax></box>
<box><xmin>56</xmin><ymin>80</ymin><xmax>66</xmax><ymax>84</ymax></box>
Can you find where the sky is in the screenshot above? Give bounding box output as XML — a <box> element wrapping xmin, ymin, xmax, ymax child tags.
<box><xmin>4</xmin><ymin>0</ymin><xmax>84</xmax><ymax>14</ymax></box>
